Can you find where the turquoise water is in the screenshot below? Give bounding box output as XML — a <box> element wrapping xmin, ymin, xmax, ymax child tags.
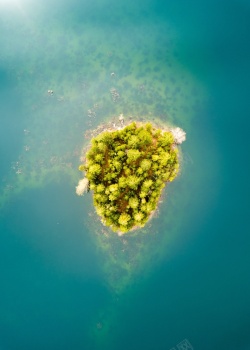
<box><xmin>1</xmin><ymin>0</ymin><xmax>250</xmax><ymax>349</ymax></box>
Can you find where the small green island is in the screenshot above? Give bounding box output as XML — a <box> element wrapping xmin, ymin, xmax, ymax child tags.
<box><xmin>76</xmin><ymin>118</ymin><xmax>186</xmax><ymax>234</ymax></box>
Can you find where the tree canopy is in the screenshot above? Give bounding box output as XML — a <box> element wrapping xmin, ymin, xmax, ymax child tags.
<box><xmin>78</xmin><ymin>122</ymin><xmax>180</xmax><ymax>234</ymax></box>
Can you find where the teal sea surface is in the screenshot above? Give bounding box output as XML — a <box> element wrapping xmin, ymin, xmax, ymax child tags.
<box><xmin>0</xmin><ymin>0</ymin><xmax>250</xmax><ymax>349</ymax></box>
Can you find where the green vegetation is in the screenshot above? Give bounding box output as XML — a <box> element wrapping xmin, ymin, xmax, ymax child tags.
<box><xmin>79</xmin><ymin>122</ymin><xmax>180</xmax><ymax>234</ymax></box>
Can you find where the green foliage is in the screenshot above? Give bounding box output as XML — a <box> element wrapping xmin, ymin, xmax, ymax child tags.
<box><xmin>117</xmin><ymin>150</ymin><xmax>125</xmax><ymax>158</ymax></box>
<box><xmin>127</xmin><ymin>149</ymin><xmax>141</xmax><ymax>163</ymax></box>
<box><xmin>136</xmin><ymin>167</ymin><xmax>143</xmax><ymax>175</ymax></box>
<box><xmin>140</xmin><ymin>159</ymin><xmax>151</xmax><ymax>171</ymax></box>
<box><xmin>87</xmin><ymin>164</ymin><xmax>101</xmax><ymax>179</ymax></box>
<box><xmin>98</xmin><ymin>131</ymin><xmax>113</xmax><ymax>145</ymax></box>
<box><xmin>78</xmin><ymin>165</ymin><xmax>85</xmax><ymax>171</ymax></box>
<box><xmin>134</xmin><ymin>211</ymin><xmax>144</xmax><ymax>222</ymax></box>
<box><xmin>142</xmin><ymin>179</ymin><xmax>153</xmax><ymax>190</ymax></box>
<box><xmin>127</xmin><ymin>175</ymin><xmax>141</xmax><ymax>189</ymax></box>
<box><xmin>138</xmin><ymin>129</ymin><xmax>152</xmax><ymax>145</ymax></box>
<box><xmin>118</xmin><ymin>176</ymin><xmax>127</xmax><ymax>188</ymax></box>
<box><xmin>96</xmin><ymin>184</ymin><xmax>105</xmax><ymax>193</ymax></box>
<box><xmin>95</xmin><ymin>154</ymin><xmax>104</xmax><ymax>163</ymax></box>
<box><xmin>129</xmin><ymin>197</ymin><xmax>139</xmax><ymax>209</ymax></box>
<box><xmin>128</xmin><ymin>135</ymin><xmax>140</xmax><ymax>149</ymax></box>
<box><xmin>113</xmin><ymin>160</ymin><xmax>122</xmax><ymax>171</ymax></box>
<box><xmin>152</xmin><ymin>154</ymin><xmax>159</xmax><ymax>162</ymax></box>
<box><xmin>97</xmin><ymin>142</ymin><xmax>107</xmax><ymax>152</ymax></box>
<box><xmin>118</xmin><ymin>213</ymin><xmax>131</xmax><ymax>226</ymax></box>
<box><xmin>78</xmin><ymin>121</ymin><xmax>180</xmax><ymax>234</ymax></box>
<box><xmin>139</xmin><ymin>190</ymin><xmax>147</xmax><ymax>198</ymax></box>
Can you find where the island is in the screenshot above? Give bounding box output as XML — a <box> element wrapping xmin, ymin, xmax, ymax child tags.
<box><xmin>76</xmin><ymin>119</ymin><xmax>186</xmax><ymax>234</ymax></box>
